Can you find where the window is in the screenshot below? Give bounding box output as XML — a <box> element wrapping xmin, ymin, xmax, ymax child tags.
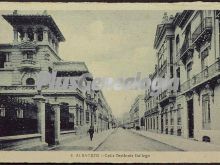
<box><xmin>170</xmin><ymin>111</ymin><xmax>174</xmax><ymax>125</ymax></box>
<box><xmin>0</xmin><ymin>53</ymin><xmax>6</xmax><ymax>68</ymax></box>
<box><xmin>37</xmin><ymin>28</ymin><xmax>43</xmax><ymax>41</ymax></box>
<box><xmin>176</xmin><ymin>68</ymin><xmax>181</xmax><ymax>92</ymax></box>
<box><xmin>176</xmin><ymin>35</ymin><xmax>180</xmax><ymax>56</ymax></box>
<box><xmin>165</xmin><ymin>111</ymin><xmax>168</xmax><ymax>125</ymax></box>
<box><xmin>202</xmin><ymin>94</ymin><xmax>211</xmax><ymax>129</ymax></box>
<box><xmin>23</xmin><ymin>51</ymin><xmax>34</xmax><ymax>60</ymax></box>
<box><xmin>157</xmin><ymin>116</ymin><xmax>158</xmax><ymax>129</ymax></box>
<box><xmin>69</xmin><ymin>113</ymin><xmax>74</xmax><ymax>122</ymax></box>
<box><xmin>17</xmin><ymin>109</ymin><xmax>24</xmax><ymax>118</ymax></box>
<box><xmin>94</xmin><ymin>112</ymin><xmax>97</xmax><ymax>123</ymax></box>
<box><xmin>17</xmin><ymin>28</ymin><xmax>24</xmax><ymax>41</ymax></box>
<box><xmin>201</xmin><ymin>49</ymin><xmax>209</xmax><ymax>71</ymax></box>
<box><xmin>27</xmin><ymin>28</ymin><xmax>34</xmax><ymax>41</ymax></box>
<box><xmin>153</xmin><ymin>117</ymin><xmax>155</xmax><ymax>129</ymax></box>
<box><xmin>186</xmin><ymin>62</ymin><xmax>192</xmax><ymax>80</ymax></box>
<box><xmin>80</xmin><ymin>107</ymin><xmax>83</xmax><ymax>125</ymax></box>
<box><xmin>0</xmin><ymin>105</ymin><xmax>6</xmax><ymax>117</ymax></box>
<box><xmin>45</xmin><ymin>54</ymin><xmax>50</xmax><ymax>61</ymax></box>
<box><xmin>177</xmin><ymin>104</ymin><xmax>182</xmax><ymax>125</ymax></box>
<box><xmin>86</xmin><ymin>111</ymin><xmax>89</xmax><ymax>123</ymax></box>
<box><xmin>26</xmin><ymin>78</ymin><xmax>35</xmax><ymax>85</ymax></box>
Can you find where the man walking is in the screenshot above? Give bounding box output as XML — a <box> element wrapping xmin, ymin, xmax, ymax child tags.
<box><xmin>88</xmin><ymin>126</ymin><xmax>94</xmax><ymax>141</ymax></box>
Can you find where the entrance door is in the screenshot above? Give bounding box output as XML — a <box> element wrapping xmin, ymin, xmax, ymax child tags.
<box><xmin>161</xmin><ymin>115</ymin><xmax>163</xmax><ymax>133</ymax></box>
<box><xmin>187</xmin><ymin>99</ymin><xmax>194</xmax><ymax>138</ymax></box>
<box><xmin>45</xmin><ymin>103</ymin><xmax>55</xmax><ymax>146</ymax></box>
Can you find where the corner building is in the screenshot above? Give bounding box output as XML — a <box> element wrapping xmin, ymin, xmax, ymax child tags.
<box><xmin>0</xmin><ymin>11</ymin><xmax>116</xmax><ymax>149</ymax></box>
<box><xmin>144</xmin><ymin>10</ymin><xmax>220</xmax><ymax>145</ymax></box>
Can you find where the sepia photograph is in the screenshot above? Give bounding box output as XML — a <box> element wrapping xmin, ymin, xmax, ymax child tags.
<box><xmin>0</xmin><ymin>2</ymin><xmax>220</xmax><ymax>163</ymax></box>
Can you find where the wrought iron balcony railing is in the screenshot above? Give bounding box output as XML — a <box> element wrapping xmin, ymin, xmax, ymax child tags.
<box><xmin>180</xmin><ymin>38</ymin><xmax>193</xmax><ymax>59</ymax></box>
<box><xmin>21</xmin><ymin>59</ymin><xmax>36</xmax><ymax>65</ymax></box>
<box><xmin>159</xmin><ymin>89</ymin><xmax>175</xmax><ymax>101</ymax></box>
<box><xmin>19</xmin><ymin>59</ymin><xmax>40</xmax><ymax>70</ymax></box>
<box><xmin>192</xmin><ymin>17</ymin><xmax>212</xmax><ymax>44</ymax></box>
<box><xmin>181</xmin><ymin>59</ymin><xmax>220</xmax><ymax>93</ymax></box>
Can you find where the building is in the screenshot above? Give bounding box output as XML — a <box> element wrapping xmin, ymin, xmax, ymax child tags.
<box><xmin>144</xmin><ymin>70</ymin><xmax>159</xmax><ymax>133</ymax></box>
<box><xmin>121</xmin><ymin>112</ymin><xmax>132</xmax><ymax>129</ymax></box>
<box><xmin>129</xmin><ymin>95</ymin><xmax>145</xmax><ymax>129</ymax></box>
<box><xmin>0</xmin><ymin>11</ymin><xmax>116</xmax><ymax>150</ymax></box>
<box><xmin>144</xmin><ymin>10</ymin><xmax>220</xmax><ymax>145</ymax></box>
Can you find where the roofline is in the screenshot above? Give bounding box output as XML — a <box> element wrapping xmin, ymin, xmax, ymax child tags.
<box><xmin>2</xmin><ymin>14</ymin><xmax>65</xmax><ymax>42</ymax></box>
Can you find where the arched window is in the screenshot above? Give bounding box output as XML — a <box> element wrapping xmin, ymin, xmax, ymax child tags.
<box><xmin>37</xmin><ymin>28</ymin><xmax>43</xmax><ymax>41</ymax></box>
<box><xmin>52</xmin><ymin>39</ymin><xmax>55</xmax><ymax>48</ymax></box>
<box><xmin>27</xmin><ymin>28</ymin><xmax>34</xmax><ymax>41</ymax></box>
<box><xmin>17</xmin><ymin>28</ymin><xmax>24</xmax><ymax>42</ymax></box>
<box><xmin>203</xmin><ymin>136</ymin><xmax>211</xmax><ymax>142</ymax></box>
<box><xmin>0</xmin><ymin>104</ymin><xmax>6</xmax><ymax>117</ymax></box>
<box><xmin>26</xmin><ymin>78</ymin><xmax>35</xmax><ymax>85</ymax></box>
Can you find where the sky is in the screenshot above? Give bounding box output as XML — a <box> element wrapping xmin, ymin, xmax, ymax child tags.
<box><xmin>0</xmin><ymin>10</ymin><xmax>178</xmax><ymax>119</ymax></box>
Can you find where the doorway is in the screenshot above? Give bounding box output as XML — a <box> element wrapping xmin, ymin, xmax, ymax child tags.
<box><xmin>161</xmin><ymin>114</ymin><xmax>163</xmax><ymax>133</ymax></box>
<box><xmin>187</xmin><ymin>99</ymin><xmax>194</xmax><ymax>138</ymax></box>
<box><xmin>45</xmin><ymin>103</ymin><xmax>55</xmax><ymax>146</ymax></box>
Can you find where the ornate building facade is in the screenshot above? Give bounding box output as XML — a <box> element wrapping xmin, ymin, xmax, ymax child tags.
<box><xmin>129</xmin><ymin>95</ymin><xmax>145</xmax><ymax>129</ymax></box>
<box><xmin>144</xmin><ymin>10</ymin><xmax>220</xmax><ymax>145</ymax></box>
<box><xmin>0</xmin><ymin>11</ymin><xmax>116</xmax><ymax>150</ymax></box>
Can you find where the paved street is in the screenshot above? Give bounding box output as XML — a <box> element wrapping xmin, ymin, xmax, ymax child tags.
<box><xmin>96</xmin><ymin>128</ymin><xmax>181</xmax><ymax>151</ymax></box>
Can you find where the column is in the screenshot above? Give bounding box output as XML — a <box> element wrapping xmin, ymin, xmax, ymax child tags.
<box><xmin>174</xmin><ymin>109</ymin><xmax>178</xmax><ymax>135</ymax></box>
<box><xmin>13</xmin><ymin>28</ymin><xmax>18</xmax><ymax>43</ymax></box>
<box><xmin>158</xmin><ymin>105</ymin><xmax>162</xmax><ymax>133</ymax></box>
<box><xmin>51</xmin><ymin>102</ymin><xmax>60</xmax><ymax>145</ymax></box>
<box><xmin>23</xmin><ymin>27</ymin><xmax>28</xmax><ymax>41</ymax></box>
<box><xmin>83</xmin><ymin>101</ymin><xmax>87</xmax><ymax>125</ymax></box>
<box><xmin>69</xmin><ymin>105</ymin><xmax>76</xmax><ymax>130</ymax></box>
<box><xmin>33</xmin><ymin>95</ymin><xmax>46</xmax><ymax>143</ymax></box>
<box><xmin>79</xmin><ymin>106</ymin><xmax>81</xmax><ymax>125</ymax></box>
<box><xmin>43</xmin><ymin>27</ymin><xmax>49</xmax><ymax>42</ymax></box>
<box><xmin>145</xmin><ymin>118</ymin><xmax>147</xmax><ymax>131</ymax></box>
<box><xmin>34</xmin><ymin>28</ymin><xmax>38</xmax><ymax>42</ymax></box>
<box><xmin>168</xmin><ymin>108</ymin><xmax>171</xmax><ymax>134</ymax></box>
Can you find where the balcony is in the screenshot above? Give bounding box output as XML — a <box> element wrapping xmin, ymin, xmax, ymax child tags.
<box><xmin>181</xmin><ymin>59</ymin><xmax>220</xmax><ymax>93</ymax></box>
<box><xmin>192</xmin><ymin>17</ymin><xmax>212</xmax><ymax>46</ymax></box>
<box><xmin>18</xmin><ymin>59</ymin><xmax>40</xmax><ymax>70</ymax></box>
<box><xmin>85</xmin><ymin>93</ymin><xmax>97</xmax><ymax>107</ymax></box>
<box><xmin>158</xmin><ymin>60</ymin><xmax>167</xmax><ymax>75</ymax></box>
<box><xmin>180</xmin><ymin>38</ymin><xmax>193</xmax><ymax>60</ymax></box>
<box><xmin>159</xmin><ymin>89</ymin><xmax>176</xmax><ymax>106</ymax></box>
<box><xmin>144</xmin><ymin>105</ymin><xmax>158</xmax><ymax>117</ymax></box>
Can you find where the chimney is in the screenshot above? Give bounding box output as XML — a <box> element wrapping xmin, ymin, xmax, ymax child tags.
<box><xmin>43</xmin><ymin>10</ymin><xmax>48</xmax><ymax>15</ymax></box>
<box><xmin>13</xmin><ymin>10</ymin><xmax>18</xmax><ymax>15</ymax></box>
<box><xmin>162</xmin><ymin>12</ymin><xmax>169</xmax><ymax>23</ymax></box>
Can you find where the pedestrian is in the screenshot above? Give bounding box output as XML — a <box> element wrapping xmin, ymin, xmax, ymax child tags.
<box><xmin>88</xmin><ymin>126</ymin><xmax>94</xmax><ymax>141</ymax></box>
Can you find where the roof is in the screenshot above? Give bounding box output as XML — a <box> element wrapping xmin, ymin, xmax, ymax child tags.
<box><xmin>153</xmin><ymin>14</ymin><xmax>176</xmax><ymax>49</ymax></box>
<box><xmin>53</xmin><ymin>61</ymin><xmax>89</xmax><ymax>73</ymax></box>
<box><xmin>2</xmin><ymin>14</ymin><xmax>65</xmax><ymax>42</ymax></box>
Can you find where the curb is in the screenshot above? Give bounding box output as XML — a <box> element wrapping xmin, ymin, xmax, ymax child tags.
<box><xmin>130</xmin><ymin>129</ymin><xmax>184</xmax><ymax>151</ymax></box>
<box><xmin>92</xmin><ymin>128</ymin><xmax>117</xmax><ymax>151</ymax></box>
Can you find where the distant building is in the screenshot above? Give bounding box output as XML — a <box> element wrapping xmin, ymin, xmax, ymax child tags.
<box><xmin>121</xmin><ymin>112</ymin><xmax>132</xmax><ymax>128</ymax></box>
<box><xmin>129</xmin><ymin>95</ymin><xmax>145</xmax><ymax>129</ymax></box>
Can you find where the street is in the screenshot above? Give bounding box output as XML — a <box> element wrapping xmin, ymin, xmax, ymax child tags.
<box><xmin>96</xmin><ymin>128</ymin><xmax>181</xmax><ymax>151</ymax></box>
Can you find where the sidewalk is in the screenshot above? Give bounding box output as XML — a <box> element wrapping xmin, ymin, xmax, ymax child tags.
<box><xmin>49</xmin><ymin>128</ymin><xmax>116</xmax><ymax>151</ymax></box>
<box><xmin>131</xmin><ymin>129</ymin><xmax>220</xmax><ymax>151</ymax></box>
